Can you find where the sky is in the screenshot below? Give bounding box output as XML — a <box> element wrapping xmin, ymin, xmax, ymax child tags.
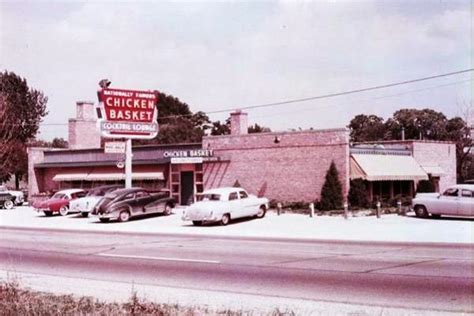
<box><xmin>0</xmin><ymin>0</ymin><xmax>472</xmax><ymax>140</ymax></box>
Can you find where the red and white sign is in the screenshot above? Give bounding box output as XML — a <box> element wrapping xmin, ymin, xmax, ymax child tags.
<box><xmin>97</xmin><ymin>88</ymin><xmax>158</xmax><ymax>139</ymax></box>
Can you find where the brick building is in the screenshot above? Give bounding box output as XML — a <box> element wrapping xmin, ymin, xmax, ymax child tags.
<box><xmin>27</xmin><ymin>102</ymin><xmax>456</xmax><ymax>205</ymax></box>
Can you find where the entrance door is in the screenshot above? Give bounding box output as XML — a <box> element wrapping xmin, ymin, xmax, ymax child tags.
<box><xmin>180</xmin><ymin>171</ymin><xmax>194</xmax><ymax>205</ymax></box>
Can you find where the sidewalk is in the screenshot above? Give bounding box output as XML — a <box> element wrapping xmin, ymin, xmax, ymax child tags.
<box><xmin>0</xmin><ymin>206</ymin><xmax>472</xmax><ymax>244</ymax></box>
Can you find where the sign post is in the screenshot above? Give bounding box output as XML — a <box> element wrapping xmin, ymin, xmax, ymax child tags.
<box><xmin>97</xmin><ymin>86</ymin><xmax>158</xmax><ymax>189</ymax></box>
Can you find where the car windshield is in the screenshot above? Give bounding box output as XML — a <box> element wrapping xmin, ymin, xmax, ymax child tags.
<box><xmin>52</xmin><ymin>193</ymin><xmax>65</xmax><ymax>199</ymax></box>
<box><xmin>199</xmin><ymin>194</ymin><xmax>221</xmax><ymax>201</ymax></box>
<box><xmin>87</xmin><ymin>188</ymin><xmax>105</xmax><ymax>197</ymax></box>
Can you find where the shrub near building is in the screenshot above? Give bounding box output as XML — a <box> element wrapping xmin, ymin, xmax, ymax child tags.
<box><xmin>319</xmin><ymin>161</ymin><xmax>344</xmax><ymax>211</ymax></box>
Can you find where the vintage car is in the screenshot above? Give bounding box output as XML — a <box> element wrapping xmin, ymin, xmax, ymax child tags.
<box><xmin>412</xmin><ymin>184</ymin><xmax>474</xmax><ymax>218</ymax></box>
<box><xmin>0</xmin><ymin>185</ymin><xmax>24</xmax><ymax>206</ymax></box>
<box><xmin>182</xmin><ymin>187</ymin><xmax>269</xmax><ymax>226</ymax></box>
<box><xmin>33</xmin><ymin>189</ymin><xmax>87</xmax><ymax>216</ymax></box>
<box><xmin>0</xmin><ymin>192</ymin><xmax>15</xmax><ymax>209</ymax></box>
<box><xmin>92</xmin><ymin>187</ymin><xmax>175</xmax><ymax>223</ymax></box>
<box><xmin>70</xmin><ymin>185</ymin><xmax>122</xmax><ymax>217</ymax></box>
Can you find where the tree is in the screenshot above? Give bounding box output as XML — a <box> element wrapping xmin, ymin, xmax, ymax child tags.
<box><xmin>319</xmin><ymin>161</ymin><xmax>344</xmax><ymax>211</ymax></box>
<box><xmin>211</xmin><ymin>119</ymin><xmax>230</xmax><ymax>136</ymax></box>
<box><xmin>348</xmin><ymin>179</ymin><xmax>369</xmax><ymax>208</ymax></box>
<box><xmin>445</xmin><ymin>117</ymin><xmax>472</xmax><ymax>182</ymax></box>
<box><xmin>349</xmin><ymin>114</ymin><xmax>385</xmax><ymax>142</ymax></box>
<box><xmin>384</xmin><ymin>109</ymin><xmax>448</xmax><ymax>141</ymax></box>
<box><xmin>0</xmin><ymin>71</ymin><xmax>48</xmax><ymax>183</ymax></box>
<box><xmin>248</xmin><ymin>123</ymin><xmax>271</xmax><ymax>134</ymax></box>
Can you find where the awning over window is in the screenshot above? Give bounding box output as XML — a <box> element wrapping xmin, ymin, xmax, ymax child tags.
<box><xmin>53</xmin><ymin>172</ymin><xmax>164</xmax><ymax>182</ymax></box>
<box><xmin>52</xmin><ymin>174</ymin><xmax>89</xmax><ymax>181</ymax></box>
<box><xmin>350</xmin><ymin>154</ymin><xmax>429</xmax><ymax>181</ymax></box>
<box><xmin>420</xmin><ymin>165</ymin><xmax>445</xmax><ymax>177</ymax></box>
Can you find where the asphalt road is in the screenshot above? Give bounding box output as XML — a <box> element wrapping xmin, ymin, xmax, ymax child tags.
<box><xmin>1</xmin><ymin>227</ymin><xmax>473</xmax><ymax>313</ymax></box>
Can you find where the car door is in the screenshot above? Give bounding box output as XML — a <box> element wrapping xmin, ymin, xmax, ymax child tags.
<box><xmin>458</xmin><ymin>189</ymin><xmax>474</xmax><ymax>216</ymax></box>
<box><xmin>134</xmin><ymin>190</ymin><xmax>153</xmax><ymax>213</ymax></box>
<box><xmin>238</xmin><ymin>190</ymin><xmax>253</xmax><ymax>216</ymax></box>
<box><xmin>432</xmin><ymin>188</ymin><xmax>459</xmax><ymax>215</ymax></box>
<box><xmin>228</xmin><ymin>191</ymin><xmax>243</xmax><ymax>218</ymax></box>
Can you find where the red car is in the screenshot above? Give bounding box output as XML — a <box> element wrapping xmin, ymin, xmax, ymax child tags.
<box><xmin>33</xmin><ymin>189</ymin><xmax>86</xmax><ymax>216</ymax></box>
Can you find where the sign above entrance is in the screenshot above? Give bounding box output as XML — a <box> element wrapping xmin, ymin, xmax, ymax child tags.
<box><xmin>97</xmin><ymin>88</ymin><xmax>158</xmax><ymax>139</ymax></box>
<box><xmin>163</xmin><ymin>149</ymin><xmax>214</xmax><ymax>158</ymax></box>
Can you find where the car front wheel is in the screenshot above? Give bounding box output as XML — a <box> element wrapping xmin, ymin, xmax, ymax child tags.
<box><xmin>256</xmin><ymin>206</ymin><xmax>266</xmax><ymax>218</ymax></box>
<box><xmin>4</xmin><ymin>200</ymin><xmax>14</xmax><ymax>210</ymax></box>
<box><xmin>414</xmin><ymin>205</ymin><xmax>429</xmax><ymax>218</ymax></box>
<box><xmin>59</xmin><ymin>206</ymin><xmax>69</xmax><ymax>216</ymax></box>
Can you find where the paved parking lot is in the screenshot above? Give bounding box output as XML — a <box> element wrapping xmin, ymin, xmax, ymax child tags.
<box><xmin>0</xmin><ymin>205</ymin><xmax>472</xmax><ymax>244</ymax></box>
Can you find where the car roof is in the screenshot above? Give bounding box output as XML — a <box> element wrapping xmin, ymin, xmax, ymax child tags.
<box><xmin>450</xmin><ymin>184</ymin><xmax>474</xmax><ymax>190</ymax></box>
<box><xmin>56</xmin><ymin>189</ymin><xmax>85</xmax><ymax>195</ymax></box>
<box><xmin>203</xmin><ymin>187</ymin><xmax>244</xmax><ymax>195</ymax></box>
<box><xmin>110</xmin><ymin>187</ymin><xmax>145</xmax><ymax>195</ymax></box>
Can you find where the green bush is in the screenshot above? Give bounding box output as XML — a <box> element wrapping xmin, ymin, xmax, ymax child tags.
<box><xmin>319</xmin><ymin>161</ymin><xmax>344</xmax><ymax>211</ymax></box>
<box><xmin>348</xmin><ymin>179</ymin><xmax>369</xmax><ymax>209</ymax></box>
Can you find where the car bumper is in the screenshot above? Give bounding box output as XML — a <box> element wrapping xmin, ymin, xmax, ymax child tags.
<box><xmin>182</xmin><ymin>213</ymin><xmax>219</xmax><ymax>222</ymax></box>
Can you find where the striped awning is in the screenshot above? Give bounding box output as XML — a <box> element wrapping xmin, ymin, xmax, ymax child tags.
<box><xmin>350</xmin><ymin>154</ymin><xmax>429</xmax><ymax>181</ymax></box>
<box><xmin>53</xmin><ymin>172</ymin><xmax>164</xmax><ymax>182</ymax></box>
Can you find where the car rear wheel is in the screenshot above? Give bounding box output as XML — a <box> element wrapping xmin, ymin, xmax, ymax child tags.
<box><xmin>59</xmin><ymin>206</ymin><xmax>69</xmax><ymax>216</ymax></box>
<box><xmin>221</xmin><ymin>214</ymin><xmax>230</xmax><ymax>226</ymax></box>
<box><xmin>99</xmin><ymin>218</ymin><xmax>110</xmax><ymax>223</ymax></box>
<box><xmin>192</xmin><ymin>221</ymin><xmax>202</xmax><ymax>226</ymax></box>
<box><xmin>256</xmin><ymin>206</ymin><xmax>266</xmax><ymax>218</ymax></box>
<box><xmin>414</xmin><ymin>205</ymin><xmax>429</xmax><ymax>218</ymax></box>
<box><xmin>163</xmin><ymin>204</ymin><xmax>172</xmax><ymax>216</ymax></box>
<box><xmin>44</xmin><ymin>211</ymin><xmax>53</xmax><ymax>216</ymax></box>
<box><xmin>118</xmin><ymin>210</ymin><xmax>130</xmax><ymax>222</ymax></box>
<box><xmin>4</xmin><ymin>200</ymin><xmax>14</xmax><ymax>210</ymax></box>
<box><xmin>81</xmin><ymin>212</ymin><xmax>89</xmax><ymax>217</ymax></box>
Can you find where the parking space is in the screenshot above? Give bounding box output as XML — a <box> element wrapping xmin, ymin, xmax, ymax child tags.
<box><xmin>0</xmin><ymin>205</ymin><xmax>472</xmax><ymax>244</ymax></box>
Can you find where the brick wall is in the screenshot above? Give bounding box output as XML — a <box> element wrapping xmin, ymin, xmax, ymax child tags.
<box><xmin>203</xmin><ymin>129</ymin><xmax>350</xmax><ymax>203</ymax></box>
<box><xmin>411</xmin><ymin>142</ymin><xmax>456</xmax><ymax>192</ymax></box>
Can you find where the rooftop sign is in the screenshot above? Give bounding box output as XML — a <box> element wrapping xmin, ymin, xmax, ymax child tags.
<box><xmin>97</xmin><ymin>88</ymin><xmax>158</xmax><ymax>139</ymax></box>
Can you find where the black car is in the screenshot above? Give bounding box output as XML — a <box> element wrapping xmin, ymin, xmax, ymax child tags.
<box><xmin>0</xmin><ymin>192</ymin><xmax>15</xmax><ymax>209</ymax></box>
<box><xmin>93</xmin><ymin>187</ymin><xmax>175</xmax><ymax>222</ymax></box>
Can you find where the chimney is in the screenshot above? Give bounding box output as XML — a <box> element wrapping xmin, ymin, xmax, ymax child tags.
<box><xmin>230</xmin><ymin>110</ymin><xmax>248</xmax><ymax>136</ymax></box>
<box><xmin>68</xmin><ymin>101</ymin><xmax>101</xmax><ymax>149</ymax></box>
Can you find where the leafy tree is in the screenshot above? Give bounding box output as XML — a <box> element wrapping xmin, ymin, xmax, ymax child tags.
<box><xmin>0</xmin><ymin>71</ymin><xmax>48</xmax><ymax>184</ymax></box>
<box><xmin>445</xmin><ymin>117</ymin><xmax>472</xmax><ymax>182</ymax></box>
<box><xmin>384</xmin><ymin>109</ymin><xmax>448</xmax><ymax>141</ymax></box>
<box><xmin>211</xmin><ymin>119</ymin><xmax>230</xmax><ymax>136</ymax></box>
<box><xmin>349</xmin><ymin>114</ymin><xmax>385</xmax><ymax>142</ymax></box>
<box><xmin>319</xmin><ymin>161</ymin><xmax>344</xmax><ymax>211</ymax></box>
<box><xmin>51</xmin><ymin>137</ymin><xmax>68</xmax><ymax>148</ymax></box>
<box><xmin>248</xmin><ymin>123</ymin><xmax>271</xmax><ymax>134</ymax></box>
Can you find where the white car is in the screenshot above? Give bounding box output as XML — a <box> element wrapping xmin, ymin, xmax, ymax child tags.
<box><xmin>0</xmin><ymin>185</ymin><xmax>24</xmax><ymax>206</ymax></box>
<box><xmin>412</xmin><ymin>184</ymin><xmax>474</xmax><ymax>218</ymax></box>
<box><xmin>182</xmin><ymin>187</ymin><xmax>269</xmax><ymax>226</ymax></box>
<box><xmin>70</xmin><ymin>185</ymin><xmax>122</xmax><ymax>217</ymax></box>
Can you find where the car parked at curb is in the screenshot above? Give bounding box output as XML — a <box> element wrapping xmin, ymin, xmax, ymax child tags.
<box><xmin>0</xmin><ymin>191</ymin><xmax>15</xmax><ymax>209</ymax></box>
<box><xmin>0</xmin><ymin>185</ymin><xmax>24</xmax><ymax>206</ymax></box>
<box><xmin>33</xmin><ymin>189</ymin><xmax>87</xmax><ymax>216</ymax></box>
<box><xmin>412</xmin><ymin>184</ymin><xmax>474</xmax><ymax>218</ymax></box>
<box><xmin>92</xmin><ymin>187</ymin><xmax>175</xmax><ymax>223</ymax></box>
<box><xmin>182</xmin><ymin>187</ymin><xmax>269</xmax><ymax>226</ymax></box>
<box><xmin>70</xmin><ymin>185</ymin><xmax>122</xmax><ymax>217</ymax></box>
